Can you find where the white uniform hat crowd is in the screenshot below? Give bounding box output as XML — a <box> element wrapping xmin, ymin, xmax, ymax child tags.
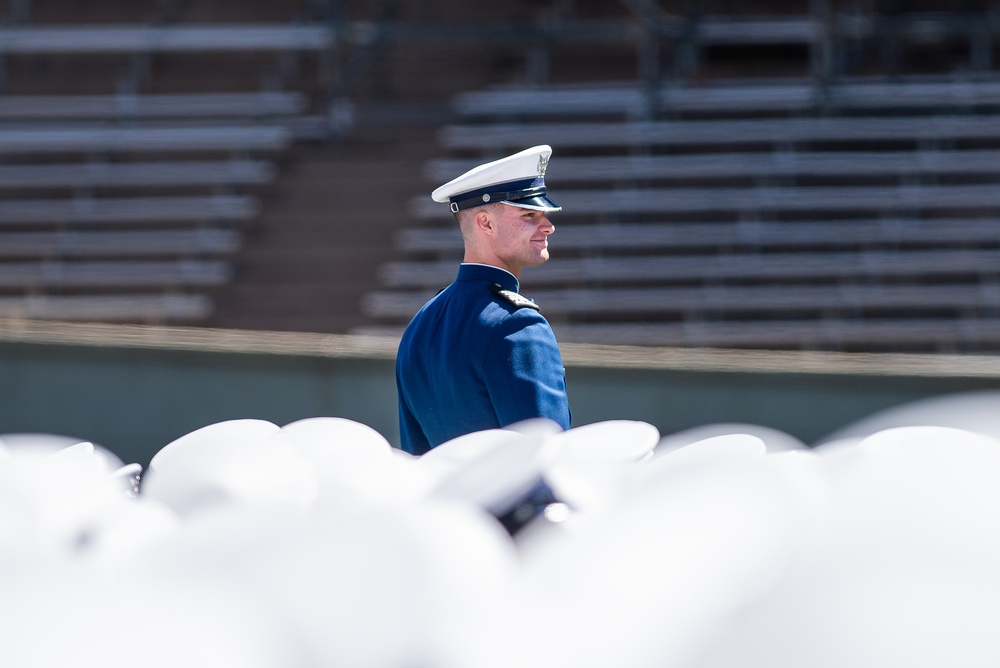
<box><xmin>3</xmin><ymin>393</ymin><xmax>1000</xmax><ymax>668</ymax></box>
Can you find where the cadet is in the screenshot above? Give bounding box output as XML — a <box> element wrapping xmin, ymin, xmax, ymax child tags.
<box><xmin>395</xmin><ymin>145</ymin><xmax>572</xmax><ymax>455</ymax></box>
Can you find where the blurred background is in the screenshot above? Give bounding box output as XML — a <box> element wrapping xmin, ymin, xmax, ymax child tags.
<box><xmin>3</xmin><ymin>0</ymin><xmax>1000</xmax><ymax>463</ymax></box>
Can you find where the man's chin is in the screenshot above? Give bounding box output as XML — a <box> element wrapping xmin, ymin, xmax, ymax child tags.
<box><xmin>517</xmin><ymin>250</ymin><xmax>550</xmax><ymax>271</ymax></box>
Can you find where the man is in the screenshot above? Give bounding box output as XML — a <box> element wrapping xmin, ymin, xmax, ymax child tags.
<box><xmin>395</xmin><ymin>145</ymin><xmax>572</xmax><ymax>456</ymax></box>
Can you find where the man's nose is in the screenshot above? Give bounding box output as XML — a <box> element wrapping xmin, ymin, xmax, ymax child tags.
<box><xmin>540</xmin><ymin>217</ymin><xmax>554</xmax><ymax>234</ymax></box>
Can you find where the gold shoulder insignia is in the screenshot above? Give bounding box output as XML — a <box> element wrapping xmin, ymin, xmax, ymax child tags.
<box><xmin>490</xmin><ymin>283</ymin><xmax>540</xmax><ymax>311</ymax></box>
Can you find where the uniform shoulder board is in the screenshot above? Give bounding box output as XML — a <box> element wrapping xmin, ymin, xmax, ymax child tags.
<box><xmin>490</xmin><ymin>283</ymin><xmax>540</xmax><ymax>311</ymax></box>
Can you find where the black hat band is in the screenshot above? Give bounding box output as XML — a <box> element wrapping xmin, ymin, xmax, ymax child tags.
<box><xmin>449</xmin><ymin>178</ymin><xmax>547</xmax><ymax>213</ymax></box>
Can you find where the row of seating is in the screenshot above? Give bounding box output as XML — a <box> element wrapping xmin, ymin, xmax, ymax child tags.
<box><xmin>0</xmin><ymin>195</ymin><xmax>259</xmax><ymax>225</ymax></box>
<box><xmin>413</xmin><ymin>183</ymin><xmax>1000</xmax><ymax>219</ymax></box>
<box><xmin>547</xmin><ymin>317</ymin><xmax>1000</xmax><ymax>349</ymax></box>
<box><xmin>0</xmin><ymin>260</ymin><xmax>230</xmax><ymax>289</ymax></box>
<box><xmin>366</xmin><ymin>283</ymin><xmax>1000</xmax><ymax>320</ymax></box>
<box><xmin>454</xmin><ymin>78</ymin><xmax>1000</xmax><ymax>118</ymax></box>
<box><xmin>438</xmin><ymin>114</ymin><xmax>1000</xmax><ymax>151</ymax></box>
<box><xmin>0</xmin><ymin>24</ymin><xmax>336</xmax><ymax>53</ymax></box>
<box><xmin>0</xmin><ymin>91</ymin><xmax>307</xmax><ymax>120</ymax></box>
<box><xmin>0</xmin><ymin>293</ymin><xmax>213</xmax><ymax>321</ymax></box>
<box><xmin>426</xmin><ymin>149</ymin><xmax>1000</xmax><ymax>183</ymax></box>
<box><xmin>0</xmin><ymin>229</ymin><xmax>240</xmax><ymax>258</ymax></box>
<box><xmin>0</xmin><ymin>160</ymin><xmax>274</xmax><ymax>189</ymax></box>
<box><xmin>396</xmin><ymin>218</ymin><xmax>1000</xmax><ymax>254</ymax></box>
<box><xmin>379</xmin><ymin>248</ymin><xmax>1000</xmax><ymax>289</ymax></box>
<box><xmin>0</xmin><ymin>125</ymin><xmax>292</xmax><ymax>154</ymax></box>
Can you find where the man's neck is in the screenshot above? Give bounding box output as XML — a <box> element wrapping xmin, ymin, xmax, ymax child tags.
<box><xmin>460</xmin><ymin>261</ymin><xmax>519</xmax><ymax>281</ymax></box>
<box><xmin>462</xmin><ymin>256</ymin><xmax>520</xmax><ymax>280</ymax></box>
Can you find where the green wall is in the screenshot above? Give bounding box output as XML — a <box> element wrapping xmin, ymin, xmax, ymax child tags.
<box><xmin>2</xmin><ymin>334</ymin><xmax>1000</xmax><ymax>467</ymax></box>
<box><xmin>0</xmin><ymin>342</ymin><xmax>397</xmax><ymax>467</ymax></box>
<box><xmin>565</xmin><ymin>365</ymin><xmax>1000</xmax><ymax>445</ymax></box>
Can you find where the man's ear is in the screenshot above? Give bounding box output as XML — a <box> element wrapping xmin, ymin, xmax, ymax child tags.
<box><xmin>476</xmin><ymin>210</ymin><xmax>493</xmax><ymax>232</ymax></box>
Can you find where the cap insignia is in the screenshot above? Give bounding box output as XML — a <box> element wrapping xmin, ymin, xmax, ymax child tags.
<box><xmin>537</xmin><ymin>153</ymin><xmax>550</xmax><ymax>177</ymax></box>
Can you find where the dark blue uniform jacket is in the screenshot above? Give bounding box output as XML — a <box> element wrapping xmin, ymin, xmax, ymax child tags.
<box><xmin>396</xmin><ymin>263</ymin><xmax>571</xmax><ymax>455</ymax></box>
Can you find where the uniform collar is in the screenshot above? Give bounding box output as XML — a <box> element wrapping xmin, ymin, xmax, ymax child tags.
<box><xmin>457</xmin><ymin>263</ymin><xmax>519</xmax><ymax>292</ymax></box>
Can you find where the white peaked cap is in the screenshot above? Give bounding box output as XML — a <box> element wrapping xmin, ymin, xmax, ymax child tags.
<box><xmin>431</xmin><ymin>145</ymin><xmax>562</xmax><ymax>214</ymax></box>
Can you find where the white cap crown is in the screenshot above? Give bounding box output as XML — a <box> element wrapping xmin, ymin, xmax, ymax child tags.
<box><xmin>431</xmin><ymin>145</ymin><xmax>561</xmax><ymax>213</ymax></box>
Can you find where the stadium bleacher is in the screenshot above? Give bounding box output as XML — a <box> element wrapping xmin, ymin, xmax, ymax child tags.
<box><xmin>0</xmin><ymin>159</ymin><xmax>275</xmax><ymax>189</ymax></box>
<box><xmin>0</xmin><ymin>229</ymin><xmax>241</xmax><ymax>258</ymax></box>
<box><xmin>0</xmin><ymin>23</ymin><xmax>335</xmax><ymax>53</ymax></box>
<box><xmin>360</xmin><ymin>4</ymin><xmax>1000</xmax><ymax>353</ymax></box>
<box><xmin>0</xmin><ymin>2</ymin><xmax>334</xmax><ymax>326</ymax></box>
<box><xmin>0</xmin><ymin>91</ymin><xmax>308</xmax><ymax>119</ymax></box>
<box><xmin>4</xmin><ymin>1</ymin><xmax>1000</xmax><ymax>351</ymax></box>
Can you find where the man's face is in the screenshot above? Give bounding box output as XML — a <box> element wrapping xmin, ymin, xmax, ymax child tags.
<box><xmin>490</xmin><ymin>203</ymin><xmax>555</xmax><ymax>274</ymax></box>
